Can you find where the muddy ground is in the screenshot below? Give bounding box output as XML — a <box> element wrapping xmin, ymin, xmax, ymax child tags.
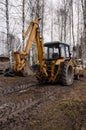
<box><xmin>0</xmin><ymin>62</ymin><xmax>86</xmax><ymax>130</ymax></box>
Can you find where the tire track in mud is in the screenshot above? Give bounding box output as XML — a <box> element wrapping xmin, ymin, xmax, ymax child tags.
<box><xmin>0</xmin><ymin>81</ymin><xmax>38</xmax><ymax>95</ymax></box>
<box><xmin>0</xmin><ymin>74</ymin><xmax>86</xmax><ymax>129</ymax></box>
<box><xmin>0</xmin><ymin>90</ymin><xmax>55</xmax><ymax>127</ymax></box>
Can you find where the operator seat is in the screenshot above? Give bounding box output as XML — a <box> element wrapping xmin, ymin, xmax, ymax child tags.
<box><xmin>52</xmin><ymin>53</ymin><xmax>59</xmax><ymax>59</ymax></box>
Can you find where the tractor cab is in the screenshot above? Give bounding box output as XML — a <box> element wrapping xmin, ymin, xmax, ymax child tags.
<box><xmin>44</xmin><ymin>41</ymin><xmax>71</xmax><ymax>60</ymax></box>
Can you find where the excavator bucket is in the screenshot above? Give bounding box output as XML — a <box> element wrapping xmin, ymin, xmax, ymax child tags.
<box><xmin>4</xmin><ymin>63</ymin><xmax>34</xmax><ymax>77</ymax></box>
<box><xmin>19</xmin><ymin>63</ymin><xmax>34</xmax><ymax>77</ymax></box>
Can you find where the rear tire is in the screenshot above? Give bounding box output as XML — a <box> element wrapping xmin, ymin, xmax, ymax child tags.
<box><xmin>31</xmin><ymin>64</ymin><xmax>40</xmax><ymax>73</ymax></box>
<box><xmin>60</xmin><ymin>61</ymin><xmax>74</xmax><ymax>86</ymax></box>
<box><xmin>74</xmin><ymin>74</ymin><xmax>80</xmax><ymax>80</ymax></box>
<box><xmin>31</xmin><ymin>64</ymin><xmax>48</xmax><ymax>84</ymax></box>
<box><xmin>0</xmin><ymin>69</ymin><xmax>3</xmax><ymax>75</ymax></box>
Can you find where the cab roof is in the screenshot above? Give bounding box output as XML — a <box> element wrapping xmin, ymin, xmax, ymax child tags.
<box><xmin>44</xmin><ymin>41</ymin><xmax>69</xmax><ymax>47</ymax></box>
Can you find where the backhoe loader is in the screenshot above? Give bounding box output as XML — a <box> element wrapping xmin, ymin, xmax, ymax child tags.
<box><xmin>5</xmin><ymin>18</ymin><xmax>83</xmax><ymax>85</ymax></box>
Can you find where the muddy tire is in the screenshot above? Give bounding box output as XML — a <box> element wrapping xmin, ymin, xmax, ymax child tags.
<box><xmin>60</xmin><ymin>61</ymin><xmax>74</xmax><ymax>86</ymax></box>
<box><xmin>74</xmin><ymin>74</ymin><xmax>80</xmax><ymax>80</ymax></box>
<box><xmin>4</xmin><ymin>68</ymin><xmax>15</xmax><ymax>77</ymax></box>
<box><xmin>31</xmin><ymin>64</ymin><xmax>40</xmax><ymax>73</ymax></box>
<box><xmin>0</xmin><ymin>69</ymin><xmax>3</xmax><ymax>75</ymax></box>
<box><xmin>31</xmin><ymin>64</ymin><xmax>48</xmax><ymax>84</ymax></box>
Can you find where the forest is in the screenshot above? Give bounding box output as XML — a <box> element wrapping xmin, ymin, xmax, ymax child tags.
<box><xmin>0</xmin><ymin>0</ymin><xmax>86</xmax><ymax>63</ymax></box>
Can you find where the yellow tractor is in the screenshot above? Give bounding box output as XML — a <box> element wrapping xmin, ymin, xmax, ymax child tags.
<box><xmin>32</xmin><ymin>41</ymin><xmax>78</xmax><ymax>85</ymax></box>
<box><xmin>4</xmin><ymin>18</ymin><xmax>83</xmax><ymax>86</ymax></box>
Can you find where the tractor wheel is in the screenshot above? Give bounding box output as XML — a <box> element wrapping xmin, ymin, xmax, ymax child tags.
<box><xmin>31</xmin><ymin>64</ymin><xmax>48</xmax><ymax>84</ymax></box>
<box><xmin>60</xmin><ymin>61</ymin><xmax>74</xmax><ymax>86</ymax></box>
<box><xmin>38</xmin><ymin>73</ymin><xmax>48</xmax><ymax>84</ymax></box>
<box><xmin>31</xmin><ymin>64</ymin><xmax>40</xmax><ymax>73</ymax></box>
<box><xmin>74</xmin><ymin>74</ymin><xmax>80</xmax><ymax>80</ymax></box>
<box><xmin>4</xmin><ymin>68</ymin><xmax>15</xmax><ymax>77</ymax></box>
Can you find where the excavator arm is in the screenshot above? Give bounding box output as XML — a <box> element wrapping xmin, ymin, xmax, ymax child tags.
<box><xmin>13</xmin><ymin>18</ymin><xmax>48</xmax><ymax>77</ymax></box>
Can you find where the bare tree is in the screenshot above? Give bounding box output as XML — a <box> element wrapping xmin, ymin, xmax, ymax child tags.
<box><xmin>41</xmin><ymin>0</ymin><xmax>44</xmax><ymax>36</ymax></box>
<box><xmin>6</xmin><ymin>0</ymin><xmax>9</xmax><ymax>51</ymax></box>
<box><xmin>22</xmin><ymin>0</ymin><xmax>25</xmax><ymax>49</ymax></box>
<box><xmin>81</xmin><ymin>0</ymin><xmax>86</xmax><ymax>60</ymax></box>
<box><xmin>76</xmin><ymin>0</ymin><xmax>80</xmax><ymax>58</ymax></box>
<box><xmin>25</xmin><ymin>0</ymin><xmax>46</xmax><ymax>64</ymax></box>
<box><xmin>1</xmin><ymin>0</ymin><xmax>85</xmax><ymax>62</ymax></box>
<box><xmin>6</xmin><ymin>0</ymin><xmax>13</xmax><ymax>69</ymax></box>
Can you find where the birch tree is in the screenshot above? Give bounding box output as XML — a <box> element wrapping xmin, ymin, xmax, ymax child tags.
<box><xmin>22</xmin><ymin>0</ymin><xmax>25</xmax><ymax>49</ymax></box>
<box><xmin>81</xmin><ymin>0</ymin><xmax>86</xmax><ymax>60</ymax></box>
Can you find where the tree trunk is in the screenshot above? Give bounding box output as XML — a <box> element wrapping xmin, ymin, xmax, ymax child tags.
<box><xmin>6</xmin><ymin>0</ymin><xmax>12</xmax><ymax>69</ymax></box>
<box><xmin>51</xmin><ymin>0</ymin><xmax>54</xmax><ymax>41</ymax></box>
<box><xmin>81</xmin><ymin>0</ymin><xmax>86</xmax><ymax>60</ymax></box>
<box><xmin>77</xmin><ymin>1</ymin><xmax>80</xmax><ymax>58</ymax></box>
<box><xmin>84</xmin><ymin>0</ymin><xmax>86</xmax><ymax>60</ymax></box>
<box><xmin>22</xmin><ymin>0</ymin><xmax>25</xmax><ymax>50</ymax></box>
<box><xmin>71</xmin><ymin>0</ymin><xmax>75</xmax><ymax>57</ymax></box>
<box><xmin>41</xmin><ymin>0</ymin><xmax>44</xmax><ymax>36</ymax></box>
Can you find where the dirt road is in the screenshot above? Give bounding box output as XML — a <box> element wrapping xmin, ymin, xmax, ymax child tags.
<box><xmin>0</xmin><ymin>64</ymin><xmax>86</xmax><ymax>130</ymax></box>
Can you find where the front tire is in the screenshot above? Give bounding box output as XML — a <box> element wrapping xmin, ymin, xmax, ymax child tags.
<box><xmin>60</xmin><ymin>61</ymin><xmax>74</xmax><ymax>86</ymax></box>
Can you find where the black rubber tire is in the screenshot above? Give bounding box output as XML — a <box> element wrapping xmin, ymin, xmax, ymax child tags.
<box><xmin>60</xmin><ymin>61</ymin><xmax>74</xmax><ymax>86</ymax></box>
<box><xmin>31</xmin><ymin>64</ymin><xmax>40</xmax><ymax>72</ymax></box>
<box><xmin>4</xmin><ymin>68</ymin><xmax>15</xmax><ymax>77</ymax></box>
<box><xmin>31</xmin><ymin>64</ymin><xmax>48</xmax><ymax>84</ymax></box>
<box><xmin>74</xmin><ymin>74</ymin><xmax>80</xmax><ymax>80</ymax></box>
<box><xmin>0</xmin><ymin>69</ymin><xmax>3</xmax><ymax>75</ymax></box>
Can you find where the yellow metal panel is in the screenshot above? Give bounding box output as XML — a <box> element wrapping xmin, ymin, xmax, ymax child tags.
<box><xmin>55</xmin><ymin>59</ymin><xmax>65</xmax><ymax>65</ymax></box>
